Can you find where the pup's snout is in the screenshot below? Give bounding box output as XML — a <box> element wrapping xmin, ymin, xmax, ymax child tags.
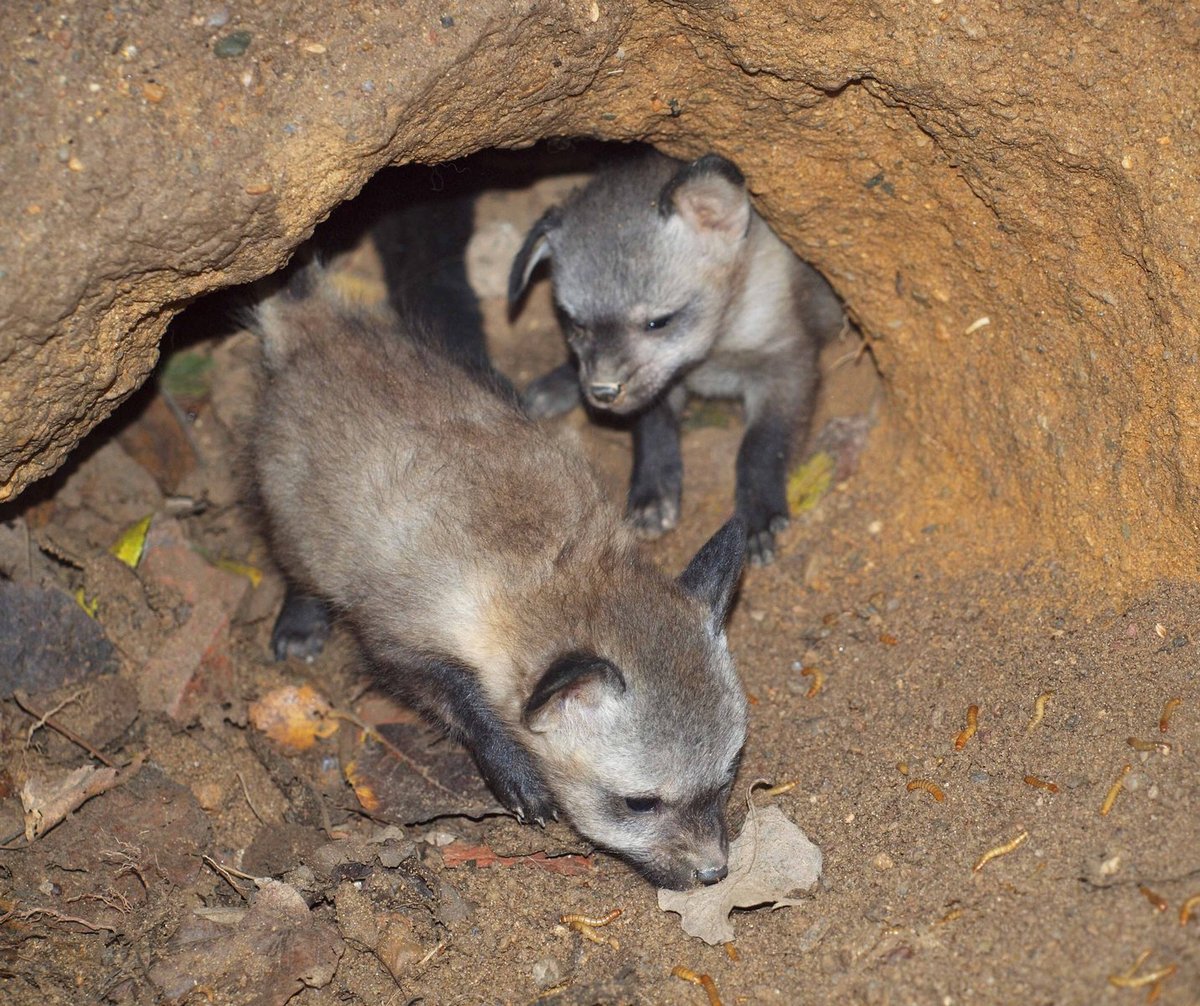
<box><xmin>693</xmin><ymin>861</ymin><xmax>728</xmax><ymax>885</ymax></box>
<box><xmin>588</xmin><ymin>382</ymin><xmax>624</xmax><ymax>406</ymax></box>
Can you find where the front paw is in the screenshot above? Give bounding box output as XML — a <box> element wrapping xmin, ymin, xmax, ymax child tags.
<box><xmin>491</xmin><ymin>769</ymin><xmax>557</xmax><ymax>827</ymax></box>
<box><xmin>522</xmin><ymin>367</ymin><xmax>580</xmax><ymax>420</ymax></box>
<box><xmin>744</xmin><ymin>513</ymin><xmax>790</xmax><ymax>567</ymax></box>
<box><xmin>627</xmin><ymin>488</ymin><xmax>681</xmax><ymax>540</ymax></box>
<box><xmin>476</xmin><ymin>743</ymin><xmax>557</xmax><ymax>825</ymax></box>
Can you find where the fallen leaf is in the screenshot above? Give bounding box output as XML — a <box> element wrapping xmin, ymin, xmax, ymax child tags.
<box><xmin>786</xmin><ymin>452</ymin><xmax>834</xmax><ymax>514</ymax></box>
<box><xmin>249</xmin><ymin>685</ymin><xmax>339</xmax><ymax>751</ymax></box>
<box><xmin>20</xmin><ymin>765</ymin><xmax>120</xmax><ymax>842</ymax></box>
<box><xmin>441</xmin><ymin>841</ymin><xmax>595</xmax><ymax>877</ymax></box>
<box><xmin>110</xmin><ymin>514</ymin><xmax>153</xmax><ymax>568</ymax></box>
<box><xmin>657</xmin><ymin>805</ymin><xmax>822</xmax><ymax>944</ymax></box>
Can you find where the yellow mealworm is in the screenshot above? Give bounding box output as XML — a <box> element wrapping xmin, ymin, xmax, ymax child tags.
<box><xmin>1099</xmin><ymin>764</ymin><xmax>1131</xmax><ymax>816</ymax></box>
<box><xmin>973</xmin><ymin>830</ymin><xmax>1029</xmax><ymax>872</ymax></box>
<box><xmin>954</xmin><ymin>705</ymin><xmax>979</xmax><ymax>750</ymax></box>
<box><xmin>906</xmin><ymin>779</ymin><xmax>946</xmax><ymax>802</ymax></box>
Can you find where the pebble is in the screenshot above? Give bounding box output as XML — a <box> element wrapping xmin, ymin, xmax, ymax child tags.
<box><xmin>532</xmin><ymin>957</ymin><xmax>562</xmax><ymax>989</ymax></box>
<box><xmin>214</xmin><ymin>30</ymin><xmax>252</xmax><ymax>58</ymax></box>
<box><xmin>872</xmin><ymin>852</ymin><xmax>894</xmax><ymax>871</ymax></box>
<box><xmin>206</xmin><ymin>8</ymin><xmax>231</xmax><ymax>28</ymax></box>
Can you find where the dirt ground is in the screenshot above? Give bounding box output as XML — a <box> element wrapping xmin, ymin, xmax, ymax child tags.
<box><xmin>1</xmin><ymin>161</ymin><xmax>1197</xmax><ymax>1006</ymax></box>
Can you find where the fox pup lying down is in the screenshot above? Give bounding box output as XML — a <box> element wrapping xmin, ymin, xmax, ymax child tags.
<box><xmin>249</xmin><ymin>267</ymin><xmax>748</xmax><ymax>890</ymax></box>
<box><xmin>510</xmin><ymin>148</ymin><xmax>844</xmax><ymax>566</ymax></box>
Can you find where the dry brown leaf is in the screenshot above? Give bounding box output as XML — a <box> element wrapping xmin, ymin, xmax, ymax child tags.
<box><xmin>657</xmin><ymin>805</ymin><xmax>822</xmax><ymax>944</ymax></box>
<box><xmin>20</xmin><ymin>765</ymin><xmax>120</xmax><ymax>842</ymax></box>
<box><xmin>248</xmin><ymin>685</ymin><xmax>338</xmax><ymax>751</ymax></box>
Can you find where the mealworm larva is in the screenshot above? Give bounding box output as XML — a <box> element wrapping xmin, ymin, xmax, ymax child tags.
<box><xmin>906</xmin><ymin>779</ymin><xmax>946</xmax><ymax>802</ymax></box>
<box><xmin>800</xmin><ymin>666</ymin><xmax>824</xmax><ymax>698</ymax></box>
<box><xmin>1127</xmin><ymin>736</ymin><xmax>1171</xmax><ymax>754</ymax></box>
<box><xmin>1138</xmin><ymin>885</ymin><xmax>1168</xmax><ymax>913</ymax></box>
<box><xmin>1099</xmin><ymin>764</ymin><xmax>1131</xmax><ymax>816</ymax></box>
<box><xmin>568</xmin><ymin>921</ymin><xmax>618</xmax><ymax>949</ymax></box>
<box><xmin>671</xmin><ymin>967</ymin><xmax>723</xmax><ymax>1006</ymax></box>
<box><xmin>1179</xmin><ymin>892</ymin><xmax>1200</xmax><ymax>927</ymax></box>
<box><xmin>972</xmin><ymin>830</ymin><xmax>1029</xmax><ymax>872</ymax></box>
<box><xmin>1026</xmin><ymin>691</ymin><xmax>1054</xmax><ymax>733</ymax></box>
<box><xmin>723</xmin><ymin>942</ymin><xmax>740</xmax><ymax>962</ymax></box>
<box><xmin>560</xmin><ymin>909</ymin><xmax>621</xmax><ymax>928</ymax></box>
<box><xmin>1107</xmin><ymin>953</ymin><xmax>1176</xmax><ymax>989</ymax></box>
<box><xmin>1159</xmin><ymin>697</ymin><xmax>1182</xmax><ymax>733</ymax></box>
<box><xmin>1023</xmin><ymin>775</ymin><xmax>1059</xmax><ymax>793</ymax></box>
<box><xmin>954</xmin><ymin>705</ymin><xmax>979</xmax><ymax>750</ymax></box>
<box><xmin>759</xmin><ymin>781</ymin><xmax>798</xmax><ymax>798</ymax></box>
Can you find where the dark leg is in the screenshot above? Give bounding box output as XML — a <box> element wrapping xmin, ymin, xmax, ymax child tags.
<box><xmin>271</xmin><ymin>585</ymin><xmax>331</xmax><ymax>662</ymax></box>
<box><xmin>735</xmin><ymin>410</ymin><xmax>795</xmax><ymax>566</ymax></box>
<box><xmin>378</xmin><ymin>653</ymin><xmax>555</xmax><ymax>825</ymax></box>
<box><xmin>627</xmin><ymin>394</ymin><xmax>684</xmax><ymax>539</ymax></box>
<box><xmin>521</xmin><ymin>361</ymin><xmax>581</xmax><ymax>419</ymax></box>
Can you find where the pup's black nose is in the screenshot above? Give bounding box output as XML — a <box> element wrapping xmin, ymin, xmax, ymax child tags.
<box><xmin>589</xmin><ymin>382</ymin><xmax>623</xmax><ymax>405</ymax></box>
<box><xmin>694</xmin><ymin>863</ymin><xmax>728</xmax><ymax>885</ymax></box>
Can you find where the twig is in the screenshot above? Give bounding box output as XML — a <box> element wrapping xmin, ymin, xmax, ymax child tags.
<box><xmin>23</xmin><ymin>688</ymin><xmax>86</xmax><ymax>747</ymax></box>
<box><xmin>236</xmin><ymin>771</ymin><xmax>266</xmax><ymax>825</ymax></box>
<box><xmin>16</xmin><ymin>907</ymin><xmax>117</xmax><ymax>933</ymax></box>
<box><xmin>12</xmin><ymin>689</ymin><xmax>114</xmax><ymax>767</ymax></box>
<box><xmin>202</xmin><ymin>855</ymin><xmax>253</xmax><ymax>899</ymax></box>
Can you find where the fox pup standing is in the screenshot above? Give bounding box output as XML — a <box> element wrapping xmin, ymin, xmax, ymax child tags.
<box><xmin>509</xmin><ymin>148</ymin><xmax>844</xmax><ymax>565</ymax></box>
<box><xmin>250</xmin><ymin>267</ymin><xmax>747</xmax><ymax>890</ymax></box>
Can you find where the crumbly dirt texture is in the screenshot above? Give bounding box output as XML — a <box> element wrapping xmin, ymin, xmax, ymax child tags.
<box><xmin>1</xmin><ymin>170</ymin><xmax>1197</xmax><ymax>1005</ymax></box>
<box><xmin>3</xmin><ymin>1</ymin><xmax>1199</xmax><ymax>592</ymax></box>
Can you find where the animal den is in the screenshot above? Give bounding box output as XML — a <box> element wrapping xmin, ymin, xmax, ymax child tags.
<box><xmin>2</xmin><ymin>3</ymin><xmax>1198</xmax><ymax>1004</ymax></box>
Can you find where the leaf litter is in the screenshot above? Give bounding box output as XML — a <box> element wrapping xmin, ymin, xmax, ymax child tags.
<box><xmin>658</xmin><ymin>804</ymin><xmax>823</xmax><ymax>945</ymax></box>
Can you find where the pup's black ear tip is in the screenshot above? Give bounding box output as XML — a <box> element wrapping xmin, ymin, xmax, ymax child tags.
<box><xmin>691</xmin><ymin>153</ymin><xmax>746</xmax><ymax>188</ymax></box>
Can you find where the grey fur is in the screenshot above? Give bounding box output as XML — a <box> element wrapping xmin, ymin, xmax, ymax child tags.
<box><xmin>250</xmin><ymin>269</ymin><xmax>748</xmax><ymax>889</ymax></box>
<box><xmin>510</xmin><ymin>148</ymin><xmax>844</xmax><ymax>565</ymax></box>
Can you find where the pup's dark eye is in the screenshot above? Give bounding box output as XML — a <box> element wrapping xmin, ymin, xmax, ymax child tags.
<box><xmin>625</xmin><ymin>796</ymin><xmax>661</xmax><ymax>814</ymax></box>
<box><xmin>645</xmin><ymin>312</ymin><xmax>677</xmax><ymax>332</ymax></box>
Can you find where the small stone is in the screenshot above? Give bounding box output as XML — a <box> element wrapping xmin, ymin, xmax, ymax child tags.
<box><xmin>872</xmin><ymin>852</ymin><xmax>894</xmax><ymax>871</ymax></box>
<box><xmin>440</xmin><ymin>14</ymin><xmax>455</xmax><ymax>28</ymax></box>
<box><xmin>1098</xmin><ymin>853</ymin><xmax>1121</xmax><ymax>876</ymax></box>
<box><xmin>532</xmin><ymin>957</ymin><xmax>562</xmax><ymax>990</ymax></box>
<box><xmin>67</xmin><ymin>155</ymin><xmax>84</xmax><ymax>172</ymax></box>
<box><xmin>142</xmin><ymin>82</ymin><xmax>166</xmax><ymax>103</ymax></box>
<box><xmin>376</xmin><ymin>920</ymin><xmax>425</xmax><ymax>980</ymax></box>
<box><xmin>969</xmin><ymin>770</ymin><xmax>989</xmax><ymax>784</ymax></box>
<box><xmin>303</xmin><ymin>42</ymin><xmax>326</xmax><ymax>54</ymax></box>
<box><xmin>244</xmin><ymin>182</ymin><xmax>271</xmax><ymax>196</ymax></box>
<box><xmin>206</xmin><ymin>8</ymin><xmax>231</xmax><ymax>28</ymax></box>
<box><xmin>213</xmin><ymin>30</ymin><xmax>252</xmax><ymax>58</ymax></box>
<box><xmin>192</xmin><ymin>780</ymin><xmax>224</xmax><ymax>811</ymax></box>
<box><xmin>867</xmin><ymin>519</ymin><xmax>883</xmax><ymax>535</ymax></box>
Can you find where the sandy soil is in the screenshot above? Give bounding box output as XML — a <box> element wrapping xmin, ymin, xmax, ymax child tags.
<box><xmin>0</xmin><ymin>161</ymin><xmax>1196</xmax><ymax>1006</ymax></box>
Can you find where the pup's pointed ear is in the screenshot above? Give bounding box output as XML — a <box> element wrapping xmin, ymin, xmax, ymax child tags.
<box><xmin>524</xmin><ymin>652</ymin><xmax>626</xmax><ymax>734</ymax></box>
<box><xmin>657</xmin><ymin>154</ymin><xmax>751</xmax><ymax>238</ymax></box>
<box><xmin>678</xmin><ymin>517</ymin><xmax>746</xmax><ymax>625</ymax></box>
<box><xmin>508</xmin><ymin>207</ymin><xmax>561</xmax><ymax>308</ymax></box>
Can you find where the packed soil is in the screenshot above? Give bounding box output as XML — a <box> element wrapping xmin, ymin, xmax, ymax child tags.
<box><xmin>1</xmin><ymin>162</ymin><xmax>1196</xmax><ymax>1006</ymax></box>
